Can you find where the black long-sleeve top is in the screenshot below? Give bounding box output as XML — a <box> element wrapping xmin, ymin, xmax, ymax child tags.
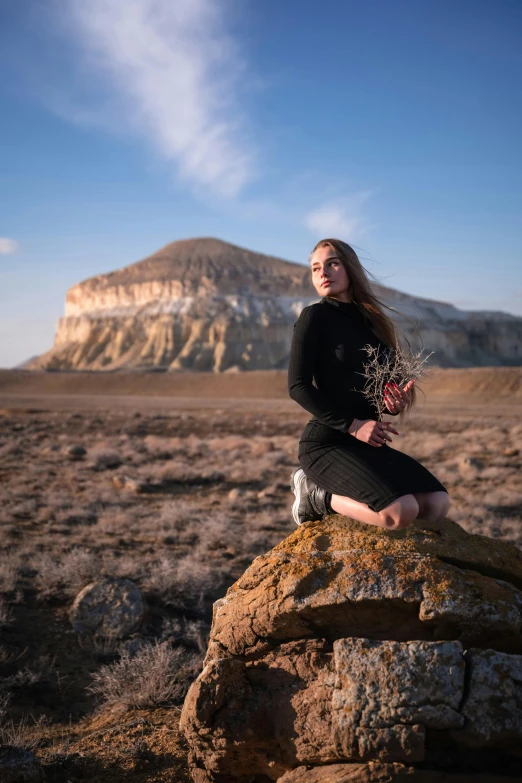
<box><xmin>288</xmin><ymin>296</ymin><xmax>398</xmax><ymax>432</ymax></box>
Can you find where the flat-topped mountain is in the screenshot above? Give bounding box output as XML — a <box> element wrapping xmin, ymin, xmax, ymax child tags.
<box><xmin>66</xmin><ymin>237</ymin><xmax>313</xmax><ymax>304</ymax></box>
<box><xmin>30</xmin><ymin>238</ymin><xmax>522</xmax><ymax>372</ymax></box>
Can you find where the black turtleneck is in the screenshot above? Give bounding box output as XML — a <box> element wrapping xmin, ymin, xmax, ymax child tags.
<box><xmin>288</xmin><ymin>297</ymin><xmax>397</xmax><ymax>432</ymax></box>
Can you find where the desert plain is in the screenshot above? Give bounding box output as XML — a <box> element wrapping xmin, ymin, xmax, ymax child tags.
<box><xmin>0</xmin><ymin>366</ymin><xmax>521</xmax><ymax>782</ymax></box>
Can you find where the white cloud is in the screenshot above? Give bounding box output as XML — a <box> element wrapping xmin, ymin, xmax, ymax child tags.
<box><xmin>304</xmin><ymin>192</ymin><xmax>373</xmax><ymax>241</ymax></box>
<box><xmin>0</xmin><ymin>238</ymin><xmax>19</xmax><ymax>255</ymax></box>
<box><xmin>65</xmin><ymin>0</ymin><xmax>254</xmax><ymax>197</ymax></box>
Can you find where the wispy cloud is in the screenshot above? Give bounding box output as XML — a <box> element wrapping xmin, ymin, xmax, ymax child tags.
<box><xmin>0</xmin><ymin>238</ymin><xmax>19</xmax><ymax>255</ymax></box>
<box><xmin>304</xmin><ymin>192</ymin><xmax>373</xmax><ymax>241</ymax></box>
<box><xmin>65</xmin><ymin>0</ymin><xmax>255</xmax><ymax>197</ymax></box>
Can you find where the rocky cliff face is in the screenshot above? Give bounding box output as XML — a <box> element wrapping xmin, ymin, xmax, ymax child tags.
<box><xmin>180</xmin><ymin>516</ymin><xmax>522</xmax><ymax>782</ymax></box>
<box><xmin>30</xmin><ymin>238</ymin><xmax>522</xmax><ymax>371</ymax></box>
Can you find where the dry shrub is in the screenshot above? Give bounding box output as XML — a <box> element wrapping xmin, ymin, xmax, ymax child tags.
<box><xmin>0</xmin><ymin>598</ymin><xmax>12</xmax><ymax>628</ymax></box>
<box><xmin>0</xmin><ymin>558</ymin><xmax>19</xmax><ymax>595</ymax></box>
<box><xmin>101</xmin><ymin>553</ymin><xmax>144</xmax><ymax>582</ymax></box>
<box><xmin>143</xmin><ymin>435</ymin><xmax>184</xmax><ymax>459</ymax></box>
<box><xmin>3</xmin><ymin>656</ymin><xmax>54</xmax><ymax>691</ymax></box>
<box><xmin>55</xmin><ymin>507</ymin><xmax>97</xmax><ymax>527</ymax></box>
<box><xmin>146</xmin><ymin>552</ymin><xmax>221</xmax><ymax>609</ymax></box>
<box><xmin>194</xmin><ymin>514</ymin><xmax>235</xmax><ymax>553</ymax></box>
<box><xmin>9</xmin><ymin>500</ymin><xmax>37</xmax><ymax>520</ymax></box>
<box><xmin>44</xmin><ymin>491</ymin><xmax>74</xmax><ymax>511</ymax></box>
<box><xmin>141</xmin><ymin>461</ymin><xmax>224</xmax><ymax>485</ymax></box>
<box><xmin>96</xmin><ymin>508</ymin><xmax>141</xmax><ymax>536</ymax></box>
<box><xmin>90</xmin><ymin>449</ymin><xmax>123</xmax><ymax>471</ymax></box>
<box><xmin>510</xmin><ymin>424</ymin><xmax>522</xmax><ymax>440</ymax></box>
<box><xmin>278</xmin><ymin>435</ymin><xmax>297</xmax><ymax>454</ymax></box>
<box><xmin>479</xmin><ymin>467</ymin><xmax>509</xmax><ymax>481</ymax></box>
<box><xmin>160</xmin><ymin>617</ymin><xmax>209</xmax><ymax>654</ymax></box>
<box><xmin>484</xmin><ymin>488</ymin><xmax>522</xmax><ymax>508</ymax></box>
<box><xmin>0</xmin><ymin>691</ymin><xmax>10</xmax><ymax>723</ymax></box>
<box><xmin>0</xmin><ymin>710</ymin><xmax>48</xmax><ymax>749</ymax></box>
<box><xmin>184</xmin><ymin>435</ymin><xmax>204</xmax><ymax>458</ymax></box>
<box><xmin>89</xmin><ymin>488</ymin><xmax>129</xmax><ymax>508</ymax></box>
<box><xmin>207</xmin><ymin>435</ymin><xmax>246</xmax><ymax>452</ymax></box>
<box><xmin>88</xmin><ymin>641</ymin><xmax>200</xmax><ymax>708</ymax></box>
<box><xmin>250</xmin><ymin>438</ymin><xmax>276</xmax><ymax>457</ymax></box>
<box><xmin>463</xmin><ymin>426</ymin><xmax>504</xmax><ymax>443</ymax></box>
<box><xmin>183</xmin><ymin>619</ymin><xmax>210</xmax><ymax>654</ymax></box>
<box><xmin>158</xmin><ymin>500</ymin><xmax>193</xmax><ymax>534</ymax></box>
<box><xmin>0</xmin><ymin>443</ymin><xmax>23</xmax><ymax>460</ymax></box>
<box><xmin>34</xmin><ymin>548</ymin><xmax>100</xmax><ymax>600</ymax></box>
<box><xmin>225</xmin><ymin>462</ymin><xmax>266</xmax><ymax>483</ymax></box>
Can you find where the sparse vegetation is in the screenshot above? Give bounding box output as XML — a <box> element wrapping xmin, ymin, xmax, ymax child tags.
<box><xmin>0</xmin><ymin>389</ymin><xmax>520</xmax><ymax>780</ymax></box>
<box><xmin>88</xmin><ymin>641</ymin><xmax>200</xmax><ymax>709</ymax></box>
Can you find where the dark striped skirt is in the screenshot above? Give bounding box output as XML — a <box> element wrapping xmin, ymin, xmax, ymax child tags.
<box><xmin>298</xmin><ymin>420</ymin><xmax>447</xmax><ymax>513</ymax></box>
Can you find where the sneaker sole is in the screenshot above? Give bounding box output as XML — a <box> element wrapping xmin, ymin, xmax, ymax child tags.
<box><xmin>290</xmin><ymin>468</ymin><xmax>306</xmax><ymax>526</ymax></box>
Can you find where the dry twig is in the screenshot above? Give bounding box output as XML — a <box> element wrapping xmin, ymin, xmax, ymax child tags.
<box><xmin>357</xmin><ymin>344</ymin><xmax>434</xmax><ymax>421</ymax></box>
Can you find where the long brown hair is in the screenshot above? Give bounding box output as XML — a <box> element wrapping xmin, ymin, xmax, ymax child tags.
<box><xmin>310</xmin><ymin>238</ymin><xmax>419</xmax><ymax>414</ymax></box>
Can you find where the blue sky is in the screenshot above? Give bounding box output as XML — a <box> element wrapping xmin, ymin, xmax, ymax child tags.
<box><xmin>1</xmin><ymin>0</ymin><xmax>521</xmax><ymax>367</ymax></box>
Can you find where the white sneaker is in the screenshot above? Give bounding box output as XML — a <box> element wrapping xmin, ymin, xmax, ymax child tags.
<box><xmin>290</xmin><ymin>468</ymin><xmax>324</xmax><ymax>526</ymax></box>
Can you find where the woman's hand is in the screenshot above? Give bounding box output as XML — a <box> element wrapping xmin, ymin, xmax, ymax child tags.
<box><xmin>351</xmin><ymin>419</ymin><xmax>399</xmax><ymax>447</ymax></box>
<box><xmin>384</xmin><ymin>379</ymin><xmax>415</xmax><ymax>414</ymax></box>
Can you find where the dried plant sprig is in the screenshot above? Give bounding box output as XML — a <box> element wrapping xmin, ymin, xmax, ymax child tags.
<box><xmin>357</xmin><ymin>344</ymin><xmax>434</xmax><ymax>421</ymax></box>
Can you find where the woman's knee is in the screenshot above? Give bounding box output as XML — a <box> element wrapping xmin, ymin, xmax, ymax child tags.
<box><xmin>379</xmin><ymin>495</ymin><xmax>419</xmax><ymax>530</ymax></box>
<box><xmin>423</xmin><ymin>491</ymin><xmax>451</xmax><ymax>522</ymax></box>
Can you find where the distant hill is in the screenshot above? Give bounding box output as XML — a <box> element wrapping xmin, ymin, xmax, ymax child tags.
<box><xmin>29</xmin><ymin>237</ymin><xmax>522</xmax><ymax>371</ymax></box>
<box><xmin>15</xmin><ymin>356</ymin><xmax>39</xmax><ymax>369</ymax></box>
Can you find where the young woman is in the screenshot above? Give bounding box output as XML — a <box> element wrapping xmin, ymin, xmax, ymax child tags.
<box><xmin>289</xmin><ymin>238</ymin><xmax>450</xmax><ymax>530</ymax></box>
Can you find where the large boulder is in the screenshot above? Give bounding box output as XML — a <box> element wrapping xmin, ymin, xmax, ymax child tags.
<box><xmin>180</xmin><ymin>517</ymin><xmax>522</xmax><ymax>782</ymax></box>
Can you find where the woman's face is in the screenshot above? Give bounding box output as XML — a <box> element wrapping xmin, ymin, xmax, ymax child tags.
<box><xmin>310</xmin><ymin>245</ymin><xmax>351</xmax><ymax>300</ymax></box>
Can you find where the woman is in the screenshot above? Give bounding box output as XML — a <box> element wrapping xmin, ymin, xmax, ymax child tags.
<box><xmin>289</xmin><ymin>238</ymin><xmax>450</xmax><ymax>531</ymax></box>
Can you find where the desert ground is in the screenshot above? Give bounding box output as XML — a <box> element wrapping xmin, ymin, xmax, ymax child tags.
<box><xmin>0</xmin><ymin>367</ymin><xmax>521</xmax><ymax>782</ymax></box>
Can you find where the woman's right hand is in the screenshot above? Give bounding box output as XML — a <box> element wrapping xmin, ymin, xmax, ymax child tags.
<box><xmin>350</xmin><ymin>418</ymin><xmax>399</xmax><ymax>447</ymax></box>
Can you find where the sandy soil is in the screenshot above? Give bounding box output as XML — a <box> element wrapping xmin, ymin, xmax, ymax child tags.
<box><xmin>0</xmin><ymin>368</ymin><xmax>520</xmax><ymax>781</ymax></box>
<box><xmin>1</xmin><ymin>366</ymin><xmax>521</xmax><ymax>399</ymax></box>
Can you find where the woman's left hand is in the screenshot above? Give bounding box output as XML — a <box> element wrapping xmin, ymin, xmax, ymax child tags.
<box><xmin>384</xmin><ymin>379</ymin><xmax>415</xmax><ymax>414</ymax></box>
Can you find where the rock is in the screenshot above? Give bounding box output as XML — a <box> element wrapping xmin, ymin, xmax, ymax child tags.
<box><xmin>227</xmin><ymin>488</ymin><xmax>244</xmax><ymax>501</ymax></box>
<box><xmin>503</xmin><ymin>447</ymin><xmax>519</xmax><ymax>457</ymax></box>
<box><xmin>458</xmin><ymin>648</ymin><xmax>522</xmax><ymax>746</ymax></box>
<box><xmin>26</xmin><ymin>238</ymin><xmax>522</xmax><ymax>372</ymax></box>
<box><xmin>112</xmin><ymin>475</ymin><xmax>148</xmax><ymax>493</ymax></box>
<box><xmin>332</xmin><ymin>639</ymin><xmax>464</xmax><ymax>763</ymax></box>
<box><xmin>204</xmin><ymin>517</ymin><xmax>522</xmax><ymax>663</ymax></box>
<box><xmin>459</xmin><ymin>456</ymin><xmax>483</xmax><ymax>471</ymax></box>
<box><xmin>91</xmin><ymin>450</ymin><xmax>122</xmax><ymax>471</ymax></box>
<box><xmin>181</xmin><ymin>638</ymin><xmax>335</xmax><ymax>781</ymax></box>
<box><xmin>180</xmin><ymin>516</ymin><xmax>522</xmax><ymax>782</ymax></box>
<box><xmin>65</xmin><ymin>444</ymin><xmax>86</xmax><ymax>461</ymax></box>
<box><xmin>70</xmin><ymin>578</ymin><xmax>146</xmax><ymax>637</ymax></box>
<box><xmin>0</xmin><ymin>746</ymin><xmax>45</xmax><ymax>782</ymax></box>
<box><xmin>42</xmin><ymin>444</ymin><xmax>60</xmax><ymax>455</ymax></box>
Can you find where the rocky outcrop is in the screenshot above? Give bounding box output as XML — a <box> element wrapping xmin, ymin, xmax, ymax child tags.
<box><xmin>30</xmin><ymin>238</ymin><xmax>522</xmax><ymax>371</ymax></box>
<box><xmin>180</xmin><ymin>516</ymin><xmax>522</xmax><ymax>782</ymax></box>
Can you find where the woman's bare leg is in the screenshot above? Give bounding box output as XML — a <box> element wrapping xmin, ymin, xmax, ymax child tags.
<box><xmin>330</xmin><ymin>493</ymin><xmax>419</xmax><ymax>531</ymax></box>
<box><xmin>412</xmin><ymin>491</ymin><xmax>450</xmax><ymax>522</ymax></box>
